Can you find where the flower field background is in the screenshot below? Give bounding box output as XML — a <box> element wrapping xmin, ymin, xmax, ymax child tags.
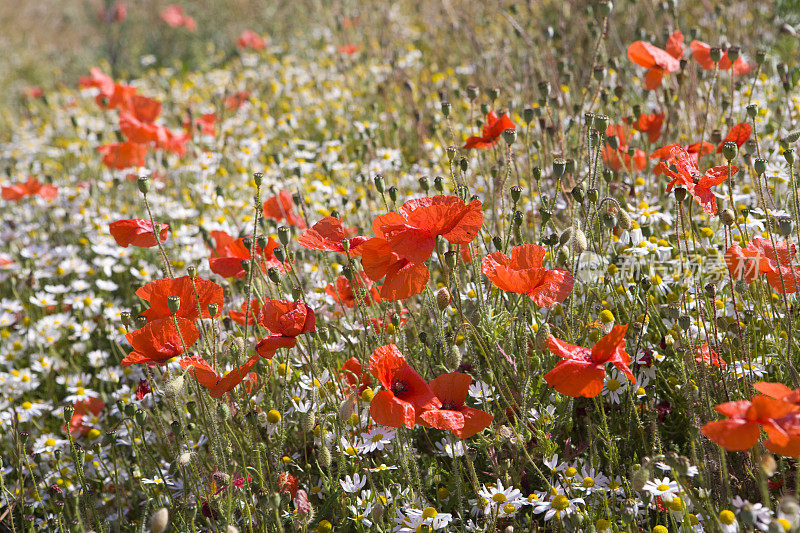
<box><xmin>5</xmin><ymin>1</ymin><xmax>800</xmax><ymax>532</ymax></box>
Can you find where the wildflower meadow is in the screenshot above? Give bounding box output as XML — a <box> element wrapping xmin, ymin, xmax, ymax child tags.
<box><xmin>5</xmin><ymin>1</ymin><xmax>800</xmax><ymax>531</ymax></box>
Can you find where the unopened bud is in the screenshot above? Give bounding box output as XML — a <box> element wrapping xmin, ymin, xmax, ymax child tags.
<box><xmin>268</xmin><ymin>267</ymin><xmax>281</xmax><ymax>284</ymax></box>
<box><xmin>534</xmin><ymin>323</ymin><xmax>551</xmax><ymax>351</ymax></box>
<box><xmin>720</xmin><ymin>209</ymin><xmax>735</xmax><ymax>226</ymax></box>
<box><xmin>150</xmin><ymin>508</ymin><xmax>169</xmax><ymax>533</ymax></box>
<box><xmin>436</xmin><ymin>288</ymin><xmax>452</xmax><ymax>310</ymax></box>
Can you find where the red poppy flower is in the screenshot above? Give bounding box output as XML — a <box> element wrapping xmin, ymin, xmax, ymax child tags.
<box><xmin>627</xmin><ymin>40</ymin><xmax>681</xmax><ymax>90</ymax></box>
<box><xmin>298</xmin><ymin>216</ymin><xmax>367</xmax><ymax>255</ymax></box>
<box><xmin>725</xmin><ymin>238</ymin><xmax>800</xmax><ymax>293</ymax></box>
<box><xmin>229</xmin><ymin>299</ymin><xmax>262</xmax><ymax>325</ymax></box>
<box><xmin>225</xmin><ymin>91</ymin><xmax>251</xmax><ymax>110</ymax></box>
<box><xmin>690</xmin><ymin>41</ymin><xmax>752</xmax><ymax>74</ymax></box>
<box><xmin>418</xmin><ymin>372</ymin><xmax>493</xmax><ymax>438</ymax></box>
<box><xmin>160</xmin><ymin>5</ymin><xmax>196</xmax><ymax>30</ymax></box>
<box><xmin>602</xmin><ymin>124</ymin><xmax>647</xmax><ymax>171</ymax></box>
<box><xmin>98</xmin><ymin>2</ymin><xmax>127</xmax><ymax>23</ymax></box>
<box><xmin>368</xmin><ymin>344</ymin><xmax>440</xmax><ymax>428</ymax></box>
<box><xmin>701</xmin><ymin>396</ymin><xmax>799</xmax><ymax>451</ymax></box>
<box><xmin>136</xmin><ymin>276</ymin><xmax>224</xmax><ymax>321</ymax></box>
<box><xmin>109</xmin><ymin>218</ymin><xmax>169</xmax><ymax>248</ymax></box>
<box><xmin>185</xmin><ymin>113</ymin><xmax>217</xmax><ymax>136</ymax></box>
<box><xmin>665</xmin><ymin>30</ymin><xmax>685</xmax><ymax>59</ymax></box>
<box><xmin>651</xmin><ymin>142</ymin><xmax>715</xmax><ymax>166</ymax></box>
<box><xmin>97</xmin><ymin>83</ymin><xmax>138</xmax><ymax>112</ymax></box>
<box><xmin>1</xmin><ymin>177</ymin><xmax>58</xmax><ymax>201</ymax></box>
<box><xmin>716</xmin><ymin>122</ymin><xmax>752</xmax><ymax>153</ymax></box>
<box><xmin>694</xmin><ymin>343</ymin><xmax>726</xmax><ymax>369</ymax></box>
<box><xmin>341</xmin><ymin>357</ymin><xmax>372</xmax><ymax>393</ymax></box>
<box><xmin>79</xmin><ymin>67</ymin><xmax>115</xmax><ymax>97</ymax></box>
<box><xmin>278</xmin><ymin>472</ymin><xmax>299</xmax><ymax>499</ymax></box>
<box><xmin>157</xmin><ymin>128</ymin><xmax>190</xmax><ymax>156</ymax></box>
<box><xmin>255</xmin><ymin>299</ymin><xmax>315</xmax><ymax>359</ymax></box>
<box><xmin>97</xmin><ymin>141</ymin><xmax>147</xmax><ymax>169</ymax></box>
<box><xmin>237</xmin><ymin>30</ymin><xmax>266</xmax><ymax>50</ymax></box>
<box><xmin>544</xmin><ymin>324</ymin><xmax>635</xmax><ymax>398</ymax></box>
<box><xmin>179</xmin><ymin>353</ymin><xmax>260</xmax><ymax>398</ymax></box>
<box><xmin>361</xmin><ymin>196</ymin><xmax>482</xmax><ymax>300</ymax></box>
<box><xmin>68</xmin><ymin>397</ymin><xmax>105</xmax><ymax>436</ymax></box>
<box><xmin>207</xmin><ymin>230</ymin><xmax>283</xmax><ymax>279</ymax></box>
<box><xmin>337</xmin><ymin>44</ymin><xmax>362</xmax><ymax>55</ymax></box>
<box><xmin>481</xmin><ymin>244</ymin><xmax>575</xmax><ymax>308</ymax></box>
<box><xmin>23</xmin><ymin>86</ymin><xmax>43</xmax><ymax>99</ymax></box>
<box><xmin>654</xmin><ymin>144</ymin><xmax>736</xmax><ymax>214</ymax></box>
<box><xmin>326</xmin><ymin>271</ymin><xmax>382</xmax><ymax>308</ymax></box>
<box><xmin>120</xmin><ymin>94</ymin><xmax>162</xmax><ymax>124</ymax></box>
<box><xmin>121</xmin><ymin>317</ymin><xmax>199</xmax><ymax>366</ymax></box>
<box><xmin>463</xmin><ymin>111</ymin><xmax>516</xmax><ymax>149</ymax></box>
<box><xmin>629</xmin><ymin>112</ymin><xmax>665</xmax><ymax>143</ymax></box>
<box><xmin>119</xmin><ymin>113</ymin><xmax>163</xmax><ymax>144</ymax></box>
<box><xmin>263</xmin><ymin>190</ymin><xmax>306</xmax><ymax>228</ymax></box>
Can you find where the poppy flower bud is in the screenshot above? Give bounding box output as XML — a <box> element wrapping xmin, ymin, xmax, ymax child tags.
<box><xmin>373</xmin><ymin>175</ymin><xmax>385</xmax><ymax>194</ymax></box>
<box><xmin>167</xmin><ymin>296</ymin><xmax>181</xmax><ymax>314</ymax></box>
<box><xmin>300</xmin><ymin>411</ymin><xmax>316</xmax><ymax>433</ymax></box>
<box><xmin>135</xmin><ymin>409</ymin><xmax>147</xmax><ymax>426</ymax></box>
<box><xmin>272</xmin><ymin>245</ymin><xmax>285</xmax><ymax>263</ymax></box>
<box><xmin>150</xmin><ymin>508</ymin><xmax>169</xmax><ymax>533</ymax></box>
<box><xmin>606</xmin><ymin>135</ymin><xmax>619</xmax><ymax>150</ymax></box>
<box><xmin>735</xmin><ymin>279</ymin><xmax>749</xmax><ymax>294</ymax></box>
<box><xmin>556</xmin><ymin>247</ymin><xmax>570</xmax><ymax>266</ymax></box>
<box><xmin>552</xmin><ymin>158</ymin><xmax>567</xmax><ymax>178</ymax></box>
<box><xmin>722</xmin><ymin>142</ymin><xmax>738</xmax><ymax>162</ymax></box>
<box><xmin>488</xmin><ymin>87</ymin><xmax>500</xmax><ymax>101</ymax></box>
<box><xmin>542</xmin><ymin>232</ymin><xmax>559</xmax><ymax>246</ymax></box>
<box><xmin>631</xmin><ymin>465</ymin><xmax>651</xmax><ymax>492</ymax></box>
<box><xmin>444</xmin><ymin>250</ymin><xmax>458</xmax><ymax>270</ymax></box>
<box><xmin>746</xmin><ymin>103</ymin><xmax>758</xmax><ymax>119</ymax></box>
<box><xmin>318</xmin><ymin>445</ymin><xmax>332</xmax><ymax>468</ymax></box>
<box><xmin>137</xmin><ymin>176</ymin><xmax>150</xmax><ymax>194</ymax></box>
<box><xmin>534</xmin><ymin>323</ymin><xmax>551</xmax><ymax>351</ymax></box>
<box><xmin>459</xmin><ymin>157</ymin><xmax>469</xmax><ymax>172</ymax></box>
<box><xmin>216</xmin><ymin>403</ymin><xmax>230</xmax><ymax>421</ymax></box>
<box><xmin>445</xmin><ymin>345</ymin><xmax>462</xmax><ymax>370</ymax></box>
<box><xmin>785</xmin><ymin>149</ymin><xmax>795</xmax><ymax>166</ymax></box>
<box><xmin>441</xmin><ymin>101</ymin><xmax>451</xmax><ymax>117</ymax></box>
<box><xmin>592</xmin><ymin>65</ymin><xmax>605</xmax><ymax>81</ymax></box>
<box><xmin>719</xmin><ymin>209</ymin><xmax>735</xmax><ymax>226</ymax></box>
<box><xmin>436</xmin><ymin>288</ymin><xmax>452</xmax><ymax>311</ymax></box>
<box><xmin>434</xmin><ymin>176</ymin><xmax>445</xmax><ymax>192</ymax></box>
<box><xmin>492</xmin><ymin>236</ymin><xmax>503</xmax><ymax>250</ymax></box>
<box><xmin>779</xmin><ymin>217</ymin><xmax>793</xmax><ymax>236</ymax></box>
<box><xmin>532</xmin><ymin>166</ymin><xmax>542</xmax><ymax>181</ymax></box>
<box><xmin>466</xmin><ymin>85</ymin><xmax>480</xmax><ymax>100</ymax></box>
<box><xmin>523</xmin><ymin>107</ymin><xmax>535</xmax><ymax>124</ymax></box>
<box><xmin>709</xmin><ymin>47</ymin><xmax>722</xmax><ymax>62</ymax></box>
<box><xmin>617</xmin><ymin>210</ymin><xmax>632</xmax><ymax>231</ymax></box>
<box><xmin>571</xmin><ymin>228</ymin><xmax>587</xmax><ymax>254</ymax></box>
<box><xmin>559</xmin><ymin>228</ymin><xmax>572</xmax><ymax>245</ymax></box>
<box><xmin>268</xmin><ymin>267</ymin><xmax>281</xmax><ymax>284</ymax></box>
<box><xmin>571</xmin><ymin>185</ymin><xmax>584</xmax><ymax>204</ymax></box>
<box><xmin>602</xmin><ymin>169</ymin><xmax>614</xmax><ymax>183</ymax></box>
<box><xmin>387</xmin><ymin>186</ymin><xmax>398</xmax><ymax>203</ymax></box>
<box><xmin>601</xmin><ymin>212</ymin><xmax>617</xmax><ymax>228</ymax></box>
<box><xmin>418</xmin><ymin>176</ymin><xmax>430</xmax><ymax>192</ymax></box>
<box><xmin>754</xmin><ymin>158</ymin><xmax>767</xmax><ymax>175</ymax></box>
<box><xmin>164</xmin><ymin>374</ymin><xmax>184</xmax><ymax>398</ymax></box>
<box><xmin>120</xmin><ymin>311</ymin><xmax>131</xmax><ymax>327</ymax></box>
<box><xmin>673</xmin><ymin>187</ymin><xmax>687</xmax><ymax>202</ymax></box>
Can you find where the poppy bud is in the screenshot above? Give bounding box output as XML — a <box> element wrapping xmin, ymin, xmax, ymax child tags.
<box><xmin>709</xmin><ymin>47</ymin><xmax>722</xmax><ymax>62</ymax></box>
<box><xmin>436</xmin><ymin>288</ymin><xmax>452</xmax><ymax>311</ymax></box>
<box><xmin>779</xmin><ymin>217</ymin><xmax>793</xmax><ymax>236</ymax></box>
<box><xmin>593</xmin><ymin>65</ymin><xmax>605</xmax><ymax>81</ymax></box>
<box><xmin>434</xmin><ymin>176</ymin><xmax>445</xmax><ymax>192</ymax></box>
<box><xmin>373</xmin><ymin>175</ymin><xmax>385</xmax><ymax>194</ymax></box>
<box><xmin>719</xmin><ymin>209</ymin><xmax>735</xmax><ymax>226</ymax></box>
<box><xmin>120</xmin><ymin>311</ymin><xmax>131</xmax><ymax>327</ymax></box>
<box><xmin>459</xmin><ymin>157</ymin><xmax>468</xmax><ymax>172</ymax></box>
<box><xmin>135</xmin><ymin>409</ymin><xmax>147</xmax><ymax>426</ymax></box>
<box><xmin>631</xmin><ymin>465</ymin><xmax>651</xmax><ymax>492</ymax></box>
<box><xmin>534</xmin><ymin>323</ymin><xmax>551</xmax><ymax>351</ymax></box>
<box><xmin>571</xmin><ymin>228</ymin><xmax>587</xmax><ymax>254</ymax></box>
<box><xmin>552</xmin><ymin>158</ymin><xmax>567</xmax><ymax>178</ymax></box>
<box><xmin>673</xmin><ymin>187</ymin><xmax>687</xmax><ymax>202</ymax></box>
<box><xmin>492</xmin><ymin>236</ymin><xmax>503</xmax><ymax>250</ymax></box>
<box><xmin>387</xmin><ymin>186</ymin><xmax>398</xmax><ymax>203</ymax></box>
<box><xmin>418</xmin><ymin>176</ymin><xmax>430</xmax><ymax>192</ymax></box>
<box><xmin>441</xmin><ymin>101</ymin><xmax>451</xmax><ymax>117</ymax></box>
<box><xmin>617</xmin><ymin>209</ymin><xmax>632</xmax><ymax>231</ymax></box>
<box><xmin>253</xmin><ymin>172</ymin><xmax>263</xmax><ymax>187</ymax></box>
<box><xmin>532</xmin><ymin>166</ymin><xmax>542</xmax><ymax>181</ymax></box>
<box><xmin>300</xmin><ymin>411</ymin><xmax>316</xmax><ymax>433</ymax></box>
<box><xmin>755</xmin><ymin>49</ymin><xmax>766</xmax><ymax>65</ymax></box>
<box><xmin>480</xmin><ymin>103</ymin><xmax>489</xmax><ymax>115</ymax></box>
<box><xmin>272</xmin><ymin>245</ymin><xmax>285</xmax><ymax>263</ymax></box>
<box><xmin>746</xmin><ymin>104</ymin><xmax>758</xmax><ymax>119</ymax></box>
<box><xmin>571</xmin><ymin>185</ymin><xmax>584</xmax><ymax>204</ymax></box>
<box><xmin>318</xmin><ymin>446</ymin><xmax>332</xmax><ymax>468</ymax></box>
<box><xmin>167</xmin><ymin>296</ymin><xmax>181</xmax><ymax>314</ymax></box>
<box><xmin>556</xmin><ymin>248</ymin><xmax>570</xmax><ymax>266</ymax></box>
<box><xmin>722</xmin><ymin>142</ymin><xmax>738</xmax><ymax>161</ymax></box>
<box><xmin>523</xmin><ymin>107</ymin><xmax>535</xmax><ymax>124</ymax></box>
<box><xmin>754</xmin><ymin>158</ymin><xmax>767</xmax><ymax>175</ymax></box>
<box><xmin>542</xmin><ymin>232</ymin><xmax>559</xmax><ymax>246</ymax></box>
<box><xmin>444</xmin><ymin>250</ymin><xmax>457</xmax><ymax>270</ymax></box>
<box><xmin>164</xmin><ymin>374</ymin><xmax>184</xmax><ymax>398</ymax></box>
<box><xmin>601</xmin><ymin>212</ymin><xmax>617</xmax><ymax>228</ymax></box>
<box><xmin>539</xmin><ymin>208</ymin><xmax>552</xmax><ymax>225</ymax></box>
<box><xmin>268</xmin><ymin>267</ymin><xmax>281</xmax><ymax>284</ymax></box>
<box><xmin>559</xmin><ymin>228</ymin><xmax>572</xmax><ymax>245</ymax></box>
<box><xmin>606</xmin><ymin>135</ymin><xmax>619</xmax><ymax>150</ymax></box>
<box><xmin>488</xmin><ymin>87</ymin><xmax>500</xmax><ymax>100</ymax></box>
<box><xmin>445</xmin><ymin>345</ymin><xmax>462</xmax><ymax>370</ymax></box>
<box><xmin>137</xmin><ymin>176</ymin><xmax>150</xmax><ymax>194</ymax></box>
<box><xmin>466</xmin><ymin>85</ymin><xmax>479</xmax><ymax>100</ymax></box>
<box><xmin>592</xmin><ymin>114</ymin><xmax>609</xmax><ymax>133</ymax></box>
<box><xmin>150</xmin><ymin>508</ymin><xmax>169</xmax><ymax>533</ymax></box>
<box><xmin>602</xmin><ymin>169</ymin><xmax>614</xmax><ymax>183</ymax></box>
<box><xmin>784</xmin><ymin>149</ymin><xmax>795</xmax><ymax>166</ymax></box>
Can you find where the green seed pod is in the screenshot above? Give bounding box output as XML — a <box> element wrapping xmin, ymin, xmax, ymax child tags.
<box><xmin>434</xmin><ymin>176</ymin><xmax>445</xmax><ymax>192</ymax></box>
<box><xmin>487</xmin><ymin>87</ymin><xmax>500</xmax><ymax>100</ymax></box>
<box><xmin>318</xmin><ymin>446</ymin><xmax>332</xmax><ymax>468</ymax></box>
<box><xmin>466</xmin><ymin>85</ymin><xmax>479</xmax><ymax>100</ymax></box>
<box><xmin>539</xmin><ymin>208</ymin><xmax>552</xmax><ymax>225</ymax></box>
<box><xmin>492</xmin><ymin>236</ymin><xmax>503</xmax><ymax>250</ymax></box>
<box><xmin>523</xmin><ymin>107</ymin><xmax>535</xmax><ymax>124</ymax></box>
<box><xmin>532</xmin><ymin>166</ymin><xmax>542</xmax><ymax>181</ymax></box>
<box><xmin>552</xmin><ymin>158</ymin><xmax>567</xmax><ymax>178</ymax></box>
<box><xmin>387</xmin><ymin>186</ymin><xmax>398</xmax><ymax>203</ymax></box>
<box><xmin>444</xmin><ymin>250</ymin><xmax>458</xmax><ymax>270</ymax></box>
<box><xmin>441</xmin><ymin>101</ymin><xmax>451</xmax><ymax>117</ymax></box>
<box><xmin>137</xmin><ymin>176</ymin><xmax>150</xmax><ymax>194</ymax></box>
<box><xmin>601</xmin><ymin>212</ymin><xmax>617</xmax><ymax>228</ymax></box>
<box><xmin>419</xmin><ymin>176</ymin><xmax>430</xmax><ymax>192</ymax></box>
<box><xmin>754</xmin><ymin>158</ymin><xmax>767</xmax><ymax>175</ymax></box>
<box><xmin>603</xmin><ymin>169</ymin><xmax>614</xmax><ymax>183</ymax></box>
<box><xmin>208</xmin><ymin>302</ymin><xmax>219</xmax><ymax>318</ymax></box>
<box><xmin>459</xmin><ymin>157</ymin><xmax>468</xmax><ymax>172</ymax></box>
<box><xmin>722</xmin><ymin>142</ymin><xmax>737</xmax><ymax>161</ymax></box>
<box><xmin>677</xmin><ymin>315</ymin><xmax>691</xmax><ymax>331</ymax></box>
<box><xmin>587</xmin><ymin>188</ymin><xmax>599</xmax><ymax>203</ymax></box>
<box><xmin>720</xmin><ymin>209</ymin><xmax>735</xmax><ymax>226</ymax></box>
<box><xmin>167</xmin><ymin>296</ymin><xmax>181</xmax><ymax>314</ymax></box>
<box><xmin>510</xmin><ymin>185</ymin><xmax>523</xmax><ymax>205</ymax></box>
<box><xmin>150</xmin><ymin>508</ymin><xmax>169</xmax><ymax>533</ymax></box>
<box><xmin>784</xmin><ymin>149</ymin><xmax>795</xmax><ymax>166</ymax></box>
<box><xmin>268</xmin><ymin>267</ymin><xmax>281</xmax><ymax>284</ymax></box>
<box><xmin>674</xmin><ymin>187</ymin><xmax>687</xmax><ymax>202</ymax></box>
<box><xmin>709</xmin><ymin>47</ymin><xmax>722</xmax><ymax>62</ymax></box>
<box><xmin>571</xmin><ymin>228</ymin><xmax>587</xmax><ymax>254</ymax></box>
<box><xmin>273</xmin><ymin>246</ymin><xmax>286</xmax><ymax>263</ymax></box>
<box><xmin>373</xmin><ymin>175</ymin><xmax>385</xmax><ymax>194</ymax></box>
<box><xmin>746</xmin><ymin>104</ymin><xmax>758</xmax><ymax>119</ymax></box>
<box><xmin>502</xmin><ymin>128</ymin><xmax>517</xmax><ymax>145</ymax></box>
<box><xmin>216</xmin><ymin>403</ymin><xmax>231</xmax><ymax>421</ymax></box>
<box><xmin>571</xmin><ymin>185</ymin><xmax>584</xmax><ymax>203</ymax></box>
<box><xmin>436</xmin><ymin>288</ymin><xmax>452</xmax><ymax>311</ymax></box>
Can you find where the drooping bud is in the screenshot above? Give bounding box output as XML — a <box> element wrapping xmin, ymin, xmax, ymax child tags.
<box><xmin>534</xmin><ymin>323</ymin><xmax>551</xmax><ymax>351</ymax></box>
<box><xmin>617</xmin><ymin>210</ymin><xmax>633</xmax><ymax>231</ymax></box>
<box><xmin>720</xmin><ymin>209</ymin><xmax>735</xmax><ymax>226</ymax></box>
<box><xmin>570</xmin><ymin>228</ymin><xmax>587</xmax><ymax>254</ymax></box>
